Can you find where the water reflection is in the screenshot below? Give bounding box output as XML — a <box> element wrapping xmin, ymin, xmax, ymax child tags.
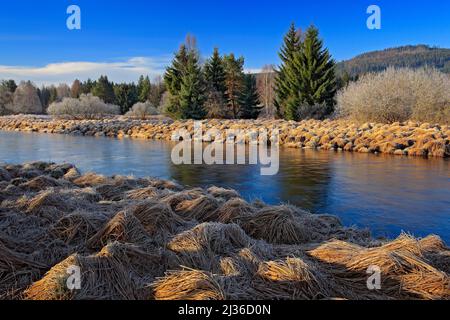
<box><xmin>0</xmin><ymin>130</ymin><xmax>449</xmax><ymax>242</ymax></box>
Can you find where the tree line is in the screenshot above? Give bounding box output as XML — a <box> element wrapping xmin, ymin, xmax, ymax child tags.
<box><xmin>1</xmin><ymin>23</ymin><xmax>338</xmax><ymax>121</ymax></box>
<box><xmin>0</xmin><ymin>75</ymin><xmax>165</xmax><ymax>116</ymax></box>
<box><xmin>163</xmin><ymin>35</ymin><xmax>261</xmax><ymax>120</ymax></box>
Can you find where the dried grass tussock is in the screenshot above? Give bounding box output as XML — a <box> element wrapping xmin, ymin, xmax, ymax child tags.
<box><xmin>24</xmin><ymin>242</ymin><xmax>167</xmax><ymax>300</ymax></box>
<box><xmin>308</xmin><ymin>235</ymin><xmax>450</xmax><ymax>299</ymax></box>
<box><xmin>175</xmin><ymin>195</ymin><xmax>222</xmax><ymax>222</ymax></box>
<box><xmin>0</xmin><ymin>162</ymin><xmax>448</xmax><ymax>300</ymax></box>
<box><xmin>256</xmin><ymin>257</ymin><xmax>331</xmax><ymax>299</ymax></box>
<box><xmin>87</xmin><ymin>210</ymin><xmax>151</xmax><ymax>249</ymax></box>
<box><xmin>152</xmin><ymin>268</ymin><xmax>226</xmax><ymax>300</ymax></box>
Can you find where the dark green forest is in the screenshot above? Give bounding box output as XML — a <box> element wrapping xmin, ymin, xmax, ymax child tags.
<box><xmin>337</xmin><ymin>45</ymin><xmax>450</xmax><ymax>77</ymax></box>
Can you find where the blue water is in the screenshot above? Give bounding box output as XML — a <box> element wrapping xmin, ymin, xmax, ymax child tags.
<box><xmin>1</xmin><ymin>130</ymin><xmax>449</xmax><ymax>243</ymax></box>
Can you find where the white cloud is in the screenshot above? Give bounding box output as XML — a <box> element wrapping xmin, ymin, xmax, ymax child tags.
<box><xmin>0</xmin><ymin>56</ymin><xmax>172</xmax><ymax>86</ymax></box>
<box><xmin>0</xmin><ymin>56</ymin><xmax>268</xmax><ymax>86</ymax></box>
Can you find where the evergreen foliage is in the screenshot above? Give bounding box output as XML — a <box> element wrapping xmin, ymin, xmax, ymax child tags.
<box><xmin>223</xmin><ymin>54</ymin><xmax>245</xmax><ymax>118</ymax></box>
<box><xmin>179</xmin><ymin>50</ymin><xmax>207</xmax><ymax>119</ymax></box>
<box><xmin>137</xmin><ymin>75</ymin><xmax>151</xmax><ymax>102</ymax></box>
<box><xmin>296</xmin><ymin>26</ymin><xmax>336</xmax><ymax>117</ymax></box>
<box><xmin>92</xmin><ymin>75</ymin><xmax>116</xmax><ymax>104</ymax></box>
<box><xmin>114</xmin><ymin>83</ymin><xmax>139</xmax><ymax>114</ymax></box>
<box><xmin>239</xmin><ymin>74</ymin><xmax>262</xmax><ymax>119</ymax></box>
<box><xmin>204</xmin><ymin>48</ymin><xmax>227</xmax><ymax>97</ymax></box>
<box><xmin>274</xmin><ymin>23</ymin><xmax>302</xmax><ymax>120</ymax></box>
<box><xmin>164</xmin><ymin>45</ymin><xmax>189</xmax><ymax>118</ymax></box>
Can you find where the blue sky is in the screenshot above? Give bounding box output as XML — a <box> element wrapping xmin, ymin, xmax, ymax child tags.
<box><xmin>0</xmin><ymin>0</ymin><xmax>449</xmax><ymax>84</ymax></box>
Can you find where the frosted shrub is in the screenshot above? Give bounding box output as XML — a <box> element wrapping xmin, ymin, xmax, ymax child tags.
<box><xmin>125</xmin><ymin>101</ymin><xmax>159</xmax><ymax>119</ymax></box>
<box><xmin>409</xmin><ymin>69</ymin><xmax>450</xmax><ymax>124</ymax></box>
<box><xmin>47</xmin><ymin>94</ymin><xmax>120</xmax><ymax>119</ymax></box>
<box><xmin>336</xmin><ymin>68</ymin><xmax>450</xmax><ymax>124</ymax></box>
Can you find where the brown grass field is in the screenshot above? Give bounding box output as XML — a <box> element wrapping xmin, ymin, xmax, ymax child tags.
<box><xmin>0</xmin><ymin>116</ymin><xmax>449</xmax><ymax>158</ymax></box>
<box><xmin>0</xmin><ymin>162</ymin><xmax>448</xmax><ymax>300</ymax></box>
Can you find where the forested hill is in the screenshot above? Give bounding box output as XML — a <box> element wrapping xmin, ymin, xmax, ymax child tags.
<box><xmin>336</xmin><ymin>45</ymin><xmax>450</xmax><ymax>77</ymax></box>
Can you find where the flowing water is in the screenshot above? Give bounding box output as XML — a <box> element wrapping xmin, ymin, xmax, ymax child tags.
<box><xmin>1</xmin><ymin>130</ymin><xmax>449</xmax><ymax>242</ymax></box>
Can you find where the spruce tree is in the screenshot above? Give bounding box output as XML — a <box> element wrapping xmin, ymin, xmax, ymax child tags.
<box><xmin>92</xmin><ymin>75</ymin><xmax>115</xmax><ymax>104</ymax></box>
<box><xmin>274</xmin><ymin>23</ymin><xmax>302</xmax><ymax>120</ymax></box>
<box><xmin>138</xmin><ymin>76</ymin><xmax>151</xmax><ymax>102</ymax></box>
<box><xmin>137</xmin><ymin>75</ymin><xmax>144</xmax><ymax>89</ymax></box>
<box><xmin>239</xmin><ymin>74</ymin><xmax>262</xmax><ymax>119</ymax></box>
<box><xmin>80</xmin><ymin>79</ymin><xmax>94</xmax><ymax>95</ymax></box>
<box><xmin>204</xmin><ymin>48</ymin><xmax>227</xmax><ymax>96</ymax></box>
<box><xmin>203</xmin><ymin>48</ymin><xmax>227</xmax><ymax>118</ymax></box>
<box><xmin>114</xmin><ymin>83</ymin><xmax>138</xmax><ymax>114</ymax></box>
<box><xmin>49</xmin><ymin>86</ymin><xmax>58</xmax><ymax>105</ymax></box>
<box><xmin>296</xmin><ymin>26</ymin><xmax>336</xmax><ymax>116</ymax></box>
<box><xmin>223</xmin><ymin>54</ymin><xmax>245</xmax><ymax>118</ymax></box>
<box><xmin>164</xmin><ymin>45</ymin><xmax>189</xmax><ymax>118</ymax></box>
<box><xmin>1</xmin><ymin>80</ymin><xmax>17</xmax><ymax>93</ymax></box>
<box><xmin>179</xmin><ymin>50</ymin><xmax>206</xmax><ymax>120</ymax></box>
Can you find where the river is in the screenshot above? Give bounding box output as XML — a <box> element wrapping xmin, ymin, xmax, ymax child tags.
<box><xmin>1</xmin><ymin>130</ymin><xmax>449</xmax><ymax>242</ymax></box>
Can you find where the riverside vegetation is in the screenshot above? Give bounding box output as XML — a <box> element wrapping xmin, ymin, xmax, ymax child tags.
<box><xmin>1</xmin><ymin>24</ymin><xmax>448</xmax><ymax>128</ymax></box>
<box><xmin>0</xmin><ymin>22</ymin><xmax>449</xmax><ymax>301</ymax></box>
<box><xmin>0</xmin><ymin>161</ymin><xmax>448</xmax><ymax>300</ymax></box>
<box><xmin>0</xmin><ymin>116</ymin><xmax>449</xmax><ymax>158</ymax></box>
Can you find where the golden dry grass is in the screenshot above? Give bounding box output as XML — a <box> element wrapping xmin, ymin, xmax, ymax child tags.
<box><xmin>0</xmin><ymin>161</ymin><xmax>448</xmax><ymax>300</ymax></box>
<box><xmin>152</xmin><ymin>268</ymin><xmax>226</xmax><ymax>300</ymax></box>
<box><xmin>0</xmin><ymin>117</ymin><xmax>448</xmax><ymax>157</ymax></box>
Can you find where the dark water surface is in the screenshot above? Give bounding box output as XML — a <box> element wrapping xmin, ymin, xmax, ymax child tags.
<box><xmin>1</xmin><ymin>130</ymin><xmax>449</xmax><ymax>242</ymax></box>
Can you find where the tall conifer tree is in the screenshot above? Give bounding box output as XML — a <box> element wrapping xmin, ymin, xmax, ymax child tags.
<box><xmin>223</xmin><ymin>54</ymin><xmax>245</xmax><ymax>118</ymax></box>
<box><xmin>296</xmin><ymin>26</ymin><xmax>336</xmax><ymax>115</ymax></box>
<box><xmin>203</xmin><ymin>48</ymin><xmax>227</xmax><ymax>118</ymax></box>
<box><xmin>92</xmin><ymin>75</ymin><xmax>115</xmax><ymax>104</ymax></box>
<box><xmin>239</xmin><ymin>74</ymin><xmax>262</xmax><ymax>119</ymax></box>
<box><xmin>138</xmin><ymin>76</ymin><xmax>151</xmax><ymax>102</ymax></box>
<box><xmin>204</xmin><ymin>48</ymin><xmax>227</xmax><ymax>96</ymax></box>
<box><xmin>114</xmin><ymin>83</ymin><xmax>138</xmax><ymax>114</ymax></box>
<box><xmin>179</xmin><ymin>50</ymin><xmax>207</xmax><ymax>119</ymax></box>
<box><xmin>165</xmin><ymin>37</ymin><xmax>206</xmax><ymax>120</ymax></box>
<box><xmin>164</xmin><ymin>45</ymin><xmax>189</xmax><ymax>118</ymax></box>
<box><xmin>274</xmin><ymin>23</ymin><xmax>302</xmax><ymax>120</ymax></box>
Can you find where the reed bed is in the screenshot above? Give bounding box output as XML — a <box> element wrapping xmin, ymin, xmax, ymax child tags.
<box><xmin>0</xmin><ymin>116</ymin><xmax>448</xmax><ymax>158</ymax></box>
<box><xmin>0</xmin><ymin>161</ymin><xmax>448</xmax><ymax>300</ymax></box>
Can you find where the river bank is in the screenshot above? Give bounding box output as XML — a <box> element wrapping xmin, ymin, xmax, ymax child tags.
<box><xmin>0</xmin><ymin>115</ymin><xmax>449</xmax><ymax>158</ymax></box>
<box><xmin>0</xmin><ymin>161</ymin><xmax>448</xmax><ymax>300</ymax></box>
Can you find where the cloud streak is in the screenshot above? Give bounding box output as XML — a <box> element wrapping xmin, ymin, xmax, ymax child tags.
<box><xmin>0</xmin><ymin>56</ymin><xmax>171</xmax><ymax>86</ymax></box>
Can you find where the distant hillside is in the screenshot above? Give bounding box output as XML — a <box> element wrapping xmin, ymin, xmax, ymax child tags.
<box><xmin>337</xmin><ymin>45</ymin><xmax>450</xmax><ymax>77</ymax></box>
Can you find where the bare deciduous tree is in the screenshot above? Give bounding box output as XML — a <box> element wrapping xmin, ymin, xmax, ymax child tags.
<box><xmin>257</xmin><ymin>65</ymin><xmax>276</xmax><ymax>118</ymax></box>
<box><xmin>12</xmin><ymin>81</ymin><xmax>43</xmax><ymax>114</ymax></box>
<box><xmin>71</xmin><ymin>80</ymin><xmax>82</xmax><ymax>98</ymax></box>
<box><xmin>56</xmin><ymin>83</ymin><xmax>71</xmax><ymax>101</ymax></box>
